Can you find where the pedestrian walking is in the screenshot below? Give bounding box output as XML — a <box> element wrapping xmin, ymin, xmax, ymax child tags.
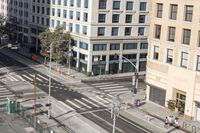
<box><xmin>164</xmin><ymin>117</ymin><xmax>169</xmax><ymax>128</ymax></box>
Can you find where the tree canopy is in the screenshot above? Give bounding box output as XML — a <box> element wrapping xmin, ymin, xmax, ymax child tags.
<box><xmin>0</xmin><ymin>15</ymin><xmax>14</xmax><ymax>38</ymax></box>
<box><xmin>39</xmin><ymin>26</ymin><xmax>71</xmax><ymax>63</ymax></box>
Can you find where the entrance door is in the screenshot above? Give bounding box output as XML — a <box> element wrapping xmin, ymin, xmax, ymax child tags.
<box><xmin>196</xmin><ymin>107</ymin><xmax>200</xmax><ymax>121</ymax></box>
<box><xmin>175</xmin><ymin>92</ymin><xmax>186</xmax><ymax>114</ymax></box>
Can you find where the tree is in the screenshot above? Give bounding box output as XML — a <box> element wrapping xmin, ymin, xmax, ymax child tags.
<box><xmin>0</xmin><ymin>15</ymin><xmax>15</xmax><ymax>38</ymax></box>
<box><xmin>39</xmin><ymin>26</ymin><xmax>71</xmax><ymax>65</ymax></box>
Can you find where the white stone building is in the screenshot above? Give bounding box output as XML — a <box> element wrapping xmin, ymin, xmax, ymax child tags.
<box><xmin>0</xmin><ymin>0</ymin><xmax>150</xmax><ymax>75</ymax></box>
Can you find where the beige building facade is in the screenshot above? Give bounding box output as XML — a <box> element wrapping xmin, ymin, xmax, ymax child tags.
<box><xmin>146</xmin><ymin>0</ymin><xmax>200</xmax><ymax>120</ymax></box>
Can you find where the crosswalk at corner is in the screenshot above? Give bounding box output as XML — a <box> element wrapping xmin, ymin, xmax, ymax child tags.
<box><xmin>90</xmin><ymin>82</ymin><xmax>131</xmax><ymax>97</ymax></box>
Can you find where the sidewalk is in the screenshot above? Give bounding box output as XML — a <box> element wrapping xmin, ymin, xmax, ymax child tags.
<box><xmin>10</xmin><ymin>47</ymin><xmax>200</xmax><ymax>133</ymax></box>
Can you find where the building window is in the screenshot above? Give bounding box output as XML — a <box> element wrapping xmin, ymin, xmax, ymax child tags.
<box><xmin>168</xmin><ymin>27</ymin><xmax>176</xmax><ymax>42</ymax></box>
<box><xmin>140</xmin><ymin>2</ymin><xmax>146</xmax><ymax>11</ymax></box>
<box><xmin>123</xmin><ymin>43</ymin><xmax>137</xmax><ymax>50</ymax></box>
<box><xmin>63</xmin><ymin>22</ymin><xmax>67</xmax><ymax>30</ymax></box>
<box><xmin>185</xmin><ymin>5</ymin><xmax>193</xmax><ymax>22</ymax></box>
<box><xmin>70</xmin><ymin>11</ymin><xmax>73</xmax><ymax>19</ymax></box>
<box><xmin>170</xmin><ymin>4</ymin><xmax>177</xmax><ymax>20</ymax></box>
<box><xmin>80</xmin><ymin>42</ymin><xmax>88</xmax><ymax>50</ymax></box>
<box><xmin>77</xmin><ymin>0</ymin><xmax>81</xmax><ymax>7</ymax></box>
<box><xmin>93</xmin><ymin>44</ymin><xmax>107</xmax><ymax>51</ymax></box>
<box><xmin>69</xmin><ymin>23</ymin><xmax>73</xmax><ymax>32</ymax></box>
<box><xmin>52</xmin><ymin>8</ymin><xmax>55</xmax><ymax>16</ymax></box>
<box><xmin>46</xmin><ymin>18</ymin><xmax>49</xmax><ymax>26</ymax></box>
<box><xmin>70</xmin><ymin>0</ymin><xmax>74</xmax><ymax>6</ymax></box>
<box><xmin>57</xmin><ymin>9</ymin><xmax>61</xmax><ymax>17</ymax></box>
<box><xmin>125</xmin><ymin>27</ymin><xmax>131</xmax><ymax>36</ymax></box>
<box><xmin>63</xmin><ymin>10</ymin><xmax>67</xmax><ymax>18</ymax></box>
<box><xmin>125</xmin><ymin>14</ymin><xmax>132</xmax><ymax>23</ymax></box>
<box><xmin>166</xmin><ymin>49</ymin><xmax>173</xmax><ymax>64</ymax></box>
<box><xmin>76</xmin><ymin>11</ymin><xmax>80</xmax><ymax>20</ymax></box>
<box><xmin>98</xmin><ymin>27</ymin><xmax>105</xmax><ymax>36</ymax></box>
<box><xmin>182</xmin><ymin>29</ymin><xmax>191</xmax><ymax>45</ymax></box>
<box><xmin>156</xmin><ymin>3</ymin><xmax>163</xmax><ymax>18</ymax></box>
<box><xmin>112</xmin><ymin>14</ymin><xmax>119</xmax><ymax>23</ymax></box>
<box><xmin>84</xmin><ymin>0</ymin><xmax>88</xmax><ymax>8</ymax></box>
<box><xmin>181</xmin><ymin>52</ymin><xmax>188</xmax><ymax>68</ymax></box>
<box><xmin>111</xmin><ymin>27</ymin><xmax>119</xmax><ymax>36</ymax></box>
<box><xmin>139</xmin><ymin>15</ymin><xmax>145</xmax><ymax>23</ymax></box>
<box><xmin>58</xmin><ymin>0</ymin><xmax>61</xmax><ymax>5</ymax></box>
<box><xmin>63</xmin><ymin>0</ymin><xmax>67</xmax><ymax>6</ymax></box>
<box><xmin>138</xmin><ymin>27</ymin><xmax>145</xmax><ymax>35</ymax></box>
<box><xmin>155</xmin><ymin>25</ymin><xmax>161</xmax><ymax>39</ymax></box>
<box><xmin>52</xmin><ymin>0</ymin><xmax>55</xmax><ymax>4</ymax></box>
<box><xmin>110</xmin><ymin>43</ymin><xmax>120</xmax><ymax>50</ymax></box>
<box><xmin>83</xmin><ymin>13</ymin><xmax>88</xmax><ymax>22</ymax></box>
<box><xmin>51</xmin><ymin>19</ymin><xmax>54</xmax><ymax>27</ymax></box>
<box><xmin>196</xmin><ymin>55</ymin><xmax>200</xmax><ymax>71</ymax></box>
<box><xmin>153</xmin><ymin>46</ymin><xmax>159</xmax><ymax>60</ymax></box>
<box><xmin>113</xmin><ymin>1</ymin><xmax>120</xmax><ymax>10</ymax></box>
<box><xmin>57</xmin><ymin>20</ymin><xmax>60</xmax><ymax>27</ymax></box>
<box><xmin>98</xmin><ymin>14</ymin><xmax>106</xmax><ymax>23</ymax></box>
<box><xmin>76</xmin><ymin>24</ymin><xmax>80</xmax><ymax>33</ymax></box>
<box><xmin>82</xmin><ymin>26</ymin><xmax>87</xmax><ymax>35</ymax></box>
<box><xmin>140</xmin><ymin>43</ymin><xmax>148</xmax><ymax>49</ymax></box>
<box><xmin>126</xmin><ymin>1</ymin><xmax>133</xmax><ymax>10</ymax></box>
<box><xmin>99</xmin><ymin>0</ymin><xmax>107</xmax><ymax>9</ymax></box>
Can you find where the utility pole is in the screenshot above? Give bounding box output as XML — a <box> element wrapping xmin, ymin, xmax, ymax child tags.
<box><xmin>34</xmin><ymin>74</ymin><xmax>36</xmax><ymax>115</ymax></box>
<box><xmin>111</xmin><ymin>96</ymin><xmax>121</xmax><ymax>133</ymax></box>
<box><xmin>48</xmin><ymin>43</ymin><xmax>52</xmax><ymax>119</ymax></box>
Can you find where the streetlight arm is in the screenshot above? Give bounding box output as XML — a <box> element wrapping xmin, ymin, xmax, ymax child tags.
<box><xmin>121</xmin><ymin>56</ymin><xmax>138</xmax><ymax>73</ymax></box>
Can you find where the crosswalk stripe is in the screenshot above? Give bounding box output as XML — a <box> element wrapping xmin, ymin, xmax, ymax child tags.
<box><xmin>104</xmin><ymin>88</ymin><xmax>129</xmax><ymax>92</ymax></box>
<box><xmin>96</xmin><ymin>96</ymin><xmax>109</xmax><ymax>104</ymax></box>
<box><xmin>57</xmin><ymin>101</ymin><xmax>75</xmax><ymax>111</ymax></box>
<box><xmin>104</xmin><ymin>98</ymin><xmax>112</xmax><ymax>103</ymax></box>
<box><xmin>91</xmin><ymin>82</ymin><xmax>114</xmax><ymax>86</ymax></box>
<box><xmin>37</xmin><ymin>74</ymin><xmax>48</xmax><ymax>81</ymax></box>
<box><xmin>107</xmin><ymin>94</ymin><xmax>114</xmax><ymax>98</ymax></box>
<box><xmin>99</xmin><ymin>86</ymin><xmax>124</xmax><ymax>90</ymax></box>
<box><xmin>15</xmin><ymin>75</ymin><xmax>26</xmax><ymax>81</ymax></box>
<box><xmin>96</xmin><ymin>84</ymin><xmax>120</xmax><ymax>88</ymax></box>
<box><xmin>109</xmin><ymin>90</ymin><xmax>130</xmax><ymax>94</ymax></box>
<box><xmin>0</xmin><ymin>92</ymin><xmax>12</xmax><ymax>95</ymax></box>
<box><xmin>88</xmin><ymin>97</ymin><xmax>107</xmax><ymax>107</ymax></box>
<box><xmin>6</xmin><ymin>76</ymin><xmax>15</xmax><ymax>81</ymax></box>
<box><xmin>22</xmin><ymin>74</ymin><xmax>33</xmax><ymax>81</ymax></box>
<box><xmin>66</xmin><ymin>100</ymin><xmax>82</xmax><ymax>109</ymax></box>
<box><xmin>9</xmin><ymin>75</ymin><xmax>18</xmax><ymax>81</ymax></box>
<box><xmin>28</xmin><ymin>74</ymin><xmax>43</xmax><ymax>82</ymax></box>
<box><xmin>81</xmin><ymin>98</ymin><xmax>100</xmax><ymax>108</ymax></box>
<box><xmin>0</xmin><ymin>94</ymin><xmax>14</xmax><ymax>98</ymax></box>
<box><xmin>74</xmin><ymin>99</ymin><xmax>92</xmax><ymax>109</ymax></box>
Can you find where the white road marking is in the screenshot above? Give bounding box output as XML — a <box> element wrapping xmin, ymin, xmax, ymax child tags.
<box><xmin>58</xmin><ymin>101</ymin><xmax>75</xmax><ymax>111</ymax></box>
<box><xmin>66</xmin><ymin>100</ymin><xmax>82</xmax><ymax>109</ymax></box>
<box><xmin>37</xmin><ymin>74</ymin><xmax>49</xmax><ymax>81</ymax></box>
<box><xmin>96</xmin><ymin>84</ymin><xmax>120</xmax><ymax>88</ymax></box>
<box><xmin>15</xmin><ymin>75</ymin><xmax>26</xmax><ymax>81</ymax></box>
<box><xmin>74</xmin><ymin>99</ymin><xmax>92</xmax><ymax>109</ymax></box>
<box><xmin>91</xmin><ymin>82</ymin><xmax>114</xmax><ymax>86</ymax></box>
<box><xmin>22</xmin><ymin>74</ymin><xmax>33</xmax><ymax>81</ymax></box>
<box><xmin>6</xmin><ymin>76</ymin><xmax>15</xmax><ymax>81</ymax></box>
<box><xmin>109</xmin><ymin>90</ymin><xmax>130</xmax><ymax>94</ymax></box>
<box><xmin>99</xmin><ymin>86</ymin><xmax>124</xmax><ymax>90</ymax></box>
<box><xmin>28</xmin><ymin>73</ymin><xmax>43</xmax><ymax>82</ymax></box>
<box><xmin>104</xmin><ymin>88</ymin><xmax>129</xmax><ymax>92</ymax></box>
<box><xmin>9</xmin><ymin>75</ymin><xmax>18</xmax><ymax>81</ymax></box>
<box><xmin>96</xmin><ymin>96</ymin><xmax>109</xmax><ymax>103</ymax></box>
<box><xmin>82</xmin><ymin>98</ymin><xmax>100</xmax><ymax>108</ymax></box>
<box><xmin>104</xmin><ymin>98</ymin><xmax>112</xmax><ymax>103</ymax></box>
<box><xmin>88</xmin><ymin>97</ymin><xmax>107</xmax><ymax>107</ymax></box>
<box><xmin>107</xmin><ymin>94</ymin><xmax>114</xmax><ymax>98</ymax></box>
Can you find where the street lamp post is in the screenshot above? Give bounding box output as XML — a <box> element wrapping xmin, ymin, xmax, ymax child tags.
<box><xmin>67</xmin><ymin>39</ymin><xmax>72</xmax><ymax>75</ymax></box>
<box><xmin>47</xmin><ymin>39</ymin><xmax>70</xmax><ymax>119</ymax></box>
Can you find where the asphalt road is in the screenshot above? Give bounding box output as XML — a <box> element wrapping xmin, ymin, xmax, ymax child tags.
<box><xmin>0</xmin><ymin>51</ymin><xmax>149</xmax><ymax>133</ymax></box>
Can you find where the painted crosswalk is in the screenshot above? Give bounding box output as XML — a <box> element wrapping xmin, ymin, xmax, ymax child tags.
<box><xmin>91</xmin><ymin>82</ymin><xmax>130</xmax><ymax>96</ymax></box>
<box><xmin>3</xmin><ymin>73</ymin><xmax>49</xmax><ymax>83</ymax></box>
<box><xmin>0</xmin><ymin>85</ymin><xmax>14</xmax><ymax>107</ymax></box>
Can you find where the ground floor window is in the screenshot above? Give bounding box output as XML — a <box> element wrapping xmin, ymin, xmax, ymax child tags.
<box><xmin>175</xmin><ymin>91</ymin><xmax>186</xmax><ymax>114</ymax></box>
<box><xmin>92</xmin><ymin>64</ymin><xmax>106</xmax><ymax>75</ymax></box>
<box><xmin>149</xmin><ymin>86</ymin><xmax>166</xmax><ymax>106</ymax></box>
